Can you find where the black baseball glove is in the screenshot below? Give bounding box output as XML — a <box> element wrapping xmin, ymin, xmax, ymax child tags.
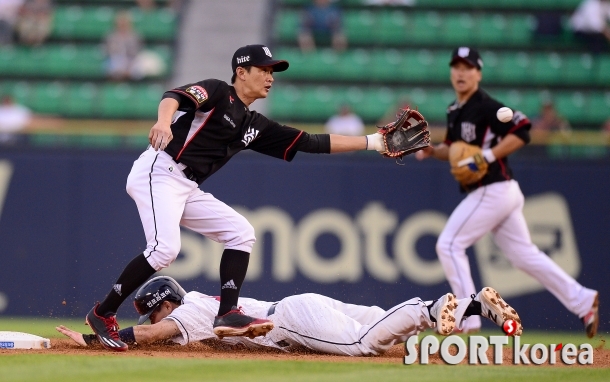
<box><xmin>378</xmin><ymin>108</ymin><xmax>430</xmax><ymax>158</ymax></box>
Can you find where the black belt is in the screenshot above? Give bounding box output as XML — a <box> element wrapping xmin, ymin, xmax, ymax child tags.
<box><xmin>267</xmin><ymin>303</ymin><xmax>278</xmax><ymax>317</ymax></box>
<box><xmin>181</xmin><ymin>166</ymin><xmax>198</xmax><ymax>182</ymax></box>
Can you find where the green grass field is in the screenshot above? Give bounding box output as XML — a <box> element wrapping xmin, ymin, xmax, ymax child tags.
<box><xmin>1</xmin><ymin>317</ymin><xmax>608</xmax><ymax>382</ymax></box>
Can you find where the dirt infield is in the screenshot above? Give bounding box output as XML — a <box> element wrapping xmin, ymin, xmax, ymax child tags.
<box><xmin>2</xmin><ymin>339</ymin><xmax>609</xmax><ymax>367</ymax></box>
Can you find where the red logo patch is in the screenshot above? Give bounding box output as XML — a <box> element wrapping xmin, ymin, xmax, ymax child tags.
<box><xmin>186</xmin><ymin>86</ymin><xmax>208</xmax><ymax>104</ymax></box>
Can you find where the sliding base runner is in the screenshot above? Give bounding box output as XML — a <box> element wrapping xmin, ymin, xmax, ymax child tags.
<box><xmin>0</xmin><ymin>331</ymin><xmax>51</xmax><ymax>349</ymax></box>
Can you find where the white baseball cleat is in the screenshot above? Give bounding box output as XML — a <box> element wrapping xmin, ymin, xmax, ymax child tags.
<box><xmin>582</xmin><ymin>292</ymin><xmax>599</xmax><ymax>339</ymax></box>
<box><xmin>430</xmin><ymin>293</ymin><xmax>458</xmax><ymax>336</ymax></box>
<box><xmin>476</xmin><ymin>287</ymin><xmax>523</xmax><ymax>336</ymax></box>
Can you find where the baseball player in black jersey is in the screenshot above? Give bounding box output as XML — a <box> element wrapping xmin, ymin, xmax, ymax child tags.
<box><xmin>85</xmin><ymin>44</ymin><xmax>392</xmax><ymax>351</ymax></box>
<box><xmin>416</xmin><ymin>47</ymin><xmax>599</xmax><ymax>337</ymax></box>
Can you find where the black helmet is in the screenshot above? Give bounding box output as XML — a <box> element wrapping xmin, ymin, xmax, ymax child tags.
<box><xmin>133</xmin><ymin>276</ymin><xmax>186</xmax><ymax>324</ymax></box>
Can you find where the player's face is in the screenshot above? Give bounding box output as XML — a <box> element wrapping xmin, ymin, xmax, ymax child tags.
<box><xmin>450</xmin><ymin>61</ymin><xmax>481</xmax><ymax>96</ymax></box>
<box><xmin>149</xmin><ymin>301</ymin><xmax>173</xmax><ymax>324</ymax></box>
<box><xmin>244</xmin><ymin>66</ymin><xmax>275</xmax><ymax>99</ymax></box>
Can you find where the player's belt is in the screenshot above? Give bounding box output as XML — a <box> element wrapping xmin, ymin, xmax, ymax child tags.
<box><xmin>176</xmin><ymin>162</ymin><xmax>198</xmax><ymax>182</ymax></box>
<box><xmin>267</xmin><ymin>303</ymin><xmax>278</xmax><ymax>317</ymax></box>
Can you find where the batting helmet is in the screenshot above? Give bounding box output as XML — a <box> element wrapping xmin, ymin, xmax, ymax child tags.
<box><xmin>133</xmin><ymin>276</ymin><xmax>186</xmax><ymax>324</ymax></box>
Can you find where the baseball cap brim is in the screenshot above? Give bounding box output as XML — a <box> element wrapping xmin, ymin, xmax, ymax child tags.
<box><xmin>137</xmin><ymin>311</ymin><xmax>154</xmax><ymax>325</ymax></box>
<box><xmin>246</xmin><ymin>59</ymin><xmax>289</xmax><ymax>72</ymax></box>
<box><xmin>450</xmin><ymin>56</ymin><xmax>480</xmax><ymax>69</ymax></box>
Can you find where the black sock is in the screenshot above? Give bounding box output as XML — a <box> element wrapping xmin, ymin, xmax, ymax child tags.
<box><xmin>217</xmin><ymin>249</ymin><xmax>250</xmax><ymax>316</ymax></box>
<box><xmin>426</xmin><ymin>300</ymin><xmax>438</xmax><ymax>322</ymax></box>
<box><xmin>464</xmin><ymin>300</ymin><xmax>482</xmax><ymax>317</ymax></box>
<box><xmin>97</xmin><ymin>253</ymin><xmax>156</xmax><ymax>317</ymax></box>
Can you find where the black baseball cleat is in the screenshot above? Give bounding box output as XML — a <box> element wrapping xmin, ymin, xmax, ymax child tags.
<box><xmin>86</xmin><ymin>303</ymin><xmax>128</xmax><ymax>352</ymax></box>
<box><xmin>213</xmin><ymin>309</ymin><xmax>274</xmax><ymax>339</ymax></box>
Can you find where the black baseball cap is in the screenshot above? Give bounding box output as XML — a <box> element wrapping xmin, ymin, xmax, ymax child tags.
<box><xmin>231</xmin><ymin>44</ymin><xmax>289</xmax><ymax>73</ymax></box>
<box><xmin>449</xmin><ymin>47</ymin><xmax>483</xmax><ymax>70</ymax></box>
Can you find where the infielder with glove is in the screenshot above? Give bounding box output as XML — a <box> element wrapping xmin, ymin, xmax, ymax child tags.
<box><xmin>59</xmin><ymin>276</ymin><xmax>521</xmax><ymax>356</ymax></box>
<box><xmin>86</xmin><ymin>44</ymin><xmax>431</xmax><ymax>352</ymax></box>
<box><xmin>416</xmin><ymin>47</ymin><xmax>599</xmax><ymax>337</ymax></box>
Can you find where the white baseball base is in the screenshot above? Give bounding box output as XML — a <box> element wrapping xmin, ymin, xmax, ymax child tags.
<box><xmin>0</xmin><ymin>331</ymin><xmax>51</xmax><ymax>349</ymax></box>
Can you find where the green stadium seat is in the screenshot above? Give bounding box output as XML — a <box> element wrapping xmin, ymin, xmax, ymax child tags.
<box><xmin>441</xmin><ymin>13</ymin><xmax>476</xmax><ymax>46</ymax></box>
<box><xmin>100</xmin><ymin>83</ymin><xmax>134</xmax><ymax>118</ymax></box>
<box><xmin>506</xmin><ymin>15</ymin><xmax>535</xmax><ymax>46</ymax></box>
<box><xmin>371</xmin><ymin>49</ymin><xmax>403</xmax><ymax>82</ymax></box>
<box><xmin>344</xmin><ymin>10</ymin><xmax>378</xmax><ymax>45</ymax></box>
<box><xmin>396</xmin><ymin>50</ymin><xmax>433</xmax><ymax>83</ymax></box>
<box><xmin>52</xmin><ymin>6</ymin><xmax>114</xmax><ymax>40</ymax></box>
<box><xmin>531</xmin><ymin>52</ymin><xmax>564</xmax><ymax>85</ymax></box>
<box><xmin>479</xmin><ymin>50</ymin><xmax>501</xmax><ymax>83</ymax></box>
<box><xmin>401</xmin><ymin>88</ymin><xmax>454</xmax><ymax>122</ymax></box>
<box><xmin>4</xmin><ymin>81</ymin><xmax>31</xmax><ymax>105</ymax></box>
<box><xmin>300</xmin><ymin>86</ymin><xmax>343</xmax><ymax>120</ymax></box>
<box><xmin>29</xmin><ymin>82</ymin><xmax>65</xmax><ymax>115</ymax></box>
<box><xmin>350</xmin><ymin>86</ymin><xmax>396</xmax><ymax>121</ymax></box>
<box><xmin>586</xmin><ymin>92</ymin><xmax>610</xmax><ymax>125</ymax></box>
<box><xmin>406</xmin><ymin>12</ymin><xmax>442</xmax><ymax>45</ymax></box>
<box><xmin>477</xmin><ymin>15</ymin><xmax>509</xmax><ymax>46</ymax></box>
<box><xmin>496</xmin><ymin>51</ymin><xmax>532</xmax><ymax>84</ymax></box>
<box><xmin>376</xmin><ymin>10</ymin><xmax>409</xmax><ymax>45</ymax></box>
<box><xmin>275</xmin><ymin>11</ymin><xmax>300</xmax><ymax>43</ymax></box>
<box><xmin>63</xmin><ymin>83</ymin><xmax>98</xmax><ymax>118</ymax></box>
<box><xmin>0</xmin><ymin>47</ymin><xmax>17</xmax><ymax>75</ymax></box>
<box><xmin>131</xmin><ymin>8</ymin><xmax>176</xmax><ymax>41</ymax></box>
<box><xmin>596</xmin><ymin>56</ymin><xmax>610</xmax><ymax>83</ymax></box>
<box><xmin>554</xmin><ymin>92</ymin><xmax>587</xmax><ymax>122</ymax></box>
<box><xmin>51</xmin><ymin>6</ymin><xmax>176</xmax><ymax>41</ymax></box>
<box><xmin>337</xmin><ymin>49</ymin><xmax>371</xmax><ymax>81</ymax></box>
<box><xmin>46</xmin><ymin>45</ymin><xmax>105</xmax><ymax>78</ymax></box>
<box><xmin>268</xmin><ymin>85</ymin><xmax>301</xmax><ymax>121</ymax></box>
<box><xmin>133</xmin><ymin>84</ymin><xmax>164</xmax><ymax>118</ymax></box>
<box><xmin>563</xmin><ymin>54</ymin><xmax>595</xmax><ymax>85</ymax></box>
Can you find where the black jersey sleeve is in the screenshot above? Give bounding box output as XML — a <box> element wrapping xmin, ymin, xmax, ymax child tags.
<box><xmin>487</xmin><ymin>100</ymin><xmax>532</xmax><ymax>144</ymax></box>
<box><xmin>444</xmin><ymin>107</ymin><xmax>459</xmax><ymax>145</ymax></box>
<box><xmin>162</xmin><ymin>79</ymin><xmax>225</xmax><ymax>113</ymax></box>
<box><xmin>246</xmin><ymin>115</ymin><xmax>323</xmax><ymax>161</ymax></box>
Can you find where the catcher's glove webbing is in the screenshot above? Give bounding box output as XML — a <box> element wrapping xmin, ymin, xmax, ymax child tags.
<box><xmin>377</xmin><ymin>107</ymin><xmax>431</xmax><ymax>159</ymax></box>
<box><xmin>448</xmin><ymin>141</ymin><xmax>489</xmax><ymax>186</ymax></box>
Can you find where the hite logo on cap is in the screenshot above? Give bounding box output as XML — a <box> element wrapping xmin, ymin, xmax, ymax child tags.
<box><xmin>458</xmin><ymin>47</ymin><xmax>470</xmax><ymax>57</ymax></box>
<box><xmin>262</xmin><ymin>46</ymin><xmax>272</xmax><ymax>57</ymax></box>
<box><xmin>236</xmin><ymin>56</ymin><xmax>250</xmax><ymax>64</ymax></box>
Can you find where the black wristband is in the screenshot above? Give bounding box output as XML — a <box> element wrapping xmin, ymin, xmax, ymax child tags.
<box><xmin>83</xmin><ymin>334</ymin><xmax>98</xmax><ymax>345</ymax></box>
<box><xmin>118</xmin><ymin>327</ymin><xmax>136</xmax><ymax>344</ymax></box>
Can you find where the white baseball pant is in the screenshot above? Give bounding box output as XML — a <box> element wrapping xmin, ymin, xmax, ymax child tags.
<box><xmin>436</xmin><ymin>179</ymin><xmax>597</xmax><ymax>331</ymax></box>
<box><xmin>267</xmin><ymin>293</ymin><xmax>437</xmax><ymax>356</ymax></box>
<box><xmin>125</xmin><ymin>147</ymin><xmax>256</xmax><ymax>271</ymax></box>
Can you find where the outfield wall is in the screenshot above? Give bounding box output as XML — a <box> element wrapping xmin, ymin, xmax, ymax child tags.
<box><xmin>0</xmin><ymin>147</ymin><xmax>607</xmax><ymax>333</ymax></box>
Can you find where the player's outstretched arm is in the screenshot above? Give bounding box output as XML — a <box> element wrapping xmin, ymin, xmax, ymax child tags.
<box><xmin>329</xmin><ymin>134</ymin><xmax>367</xmax><ymax>153</ymax></box>
<box><xmin>133</xmin><ymin>319</ymin><xmax>181</xmax><ymax>343</ymax></box>
<box><xmin>56</xmin><ymin>319</ymin><xmax>180</xmax><ymax>347</ymax></box>
<box><xmin>56</xmin><ymin>325</ymin><xmax>89</xmax><ymax>347</ymax></box>
<box><xmin>416</xmin><ymin>143</ymin><xmax>450</xmax><ymax>161</ymax></box>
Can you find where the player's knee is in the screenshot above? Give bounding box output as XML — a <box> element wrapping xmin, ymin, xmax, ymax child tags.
<box><xmin>225</xmin><ymin>218</ymin><xmax>256</xmax><ymax>251</ymax></box>
<box><xmin>150</xmin><ymin>244</ymin><xmax>181</xmax><ymax>270</ymax></box>
<box><xmin>436</xmin><ymin>238</ymin><xmax>450</xmax><ymax>258</ymax></box>
<box><xmin>125</xmin><ymin>174</ymin><xmax>137</xmax><ymax>196</ymax></box>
